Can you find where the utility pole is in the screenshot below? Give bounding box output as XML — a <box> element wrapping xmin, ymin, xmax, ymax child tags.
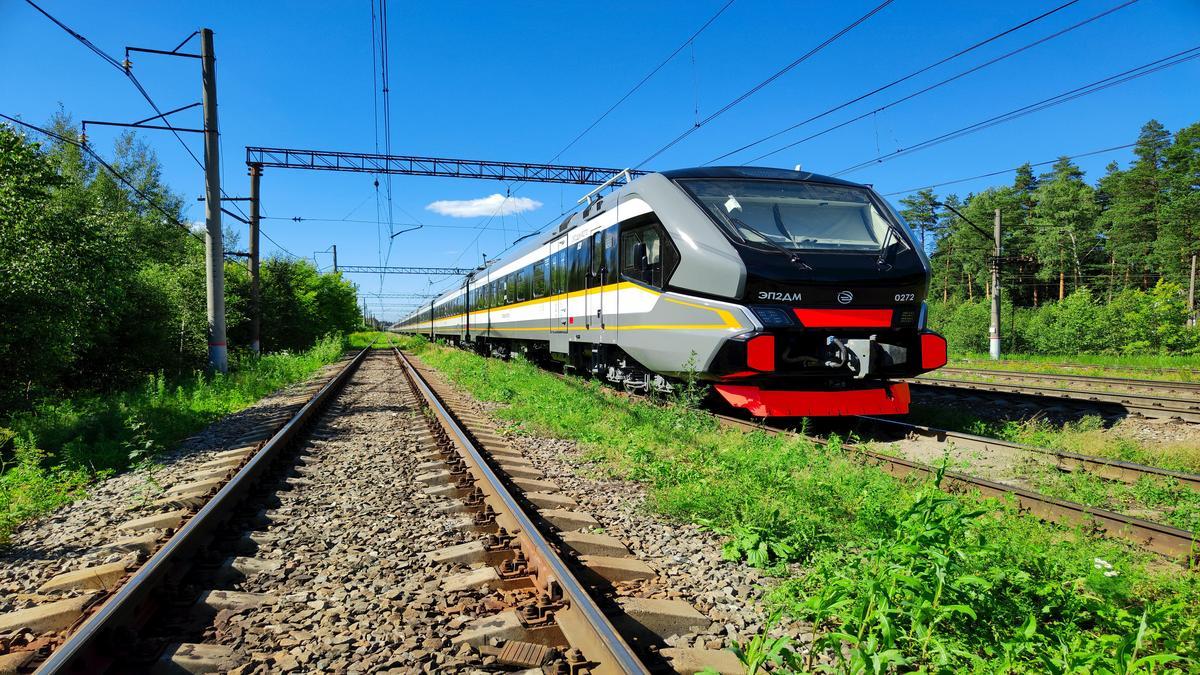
<box><xmin>201</xmin><ymin>28</ymin><xmax>227</xmax><ymax>373</ymax></box>
<box><xmin>332</xmin><ymin>244</ymin><xmax>338</xmax><ymax>273</ymax></box>
<box><xmin>990</xmin><ymin>208</ymin><xmax>1002</xmax><ymax>360</ymax></box>
<box><xmin>248</xmin><ymin>163</ymin><xmax>262</xmax><ymax>355</ymax></box>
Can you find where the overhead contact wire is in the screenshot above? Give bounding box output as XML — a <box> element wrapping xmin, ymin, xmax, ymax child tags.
<box><xmin>635</xmin><ymin>0</ymin><xmax>896</xmax><ymax>169</ymax></box>
<box><xmin>708</xmin><ymin>0</ymin><xmax>1104</xmax><ymax>164</ymax></box>
<box><xmin>742</xmin><ymin>0</ymin><xmax>1141</xmax><ymax>164</ymax></box>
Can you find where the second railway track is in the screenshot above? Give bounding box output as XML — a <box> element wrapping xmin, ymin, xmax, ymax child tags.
<box><xmin>851</xmin><ymin>415</ymin><xmax>1200</xmax><ymax>494</ymax></box>
<box><xmin>711</xmin><ymin>414</ymin><xmax>1198</xmax><ymax>563</ymax></box>
<box><xmin>910</xmin><ymin>367</ymin><xmax>1200</xmax><ymax>423</ymax></box>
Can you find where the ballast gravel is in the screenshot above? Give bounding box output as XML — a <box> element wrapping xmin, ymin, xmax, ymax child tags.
<box><xmin>206</xmin><ymin>353</ymin><xmax>488</xmax><ymax>673</ymax></box>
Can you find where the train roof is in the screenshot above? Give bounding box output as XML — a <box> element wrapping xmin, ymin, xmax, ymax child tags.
<box><xmin>658</xmin><ymin>165</ymin><xmax>864</xmax><ymax>187</ymax></box>
<box><xmin>462</xmin><ymin>167</ymin><xmax>864</xmax><ymax>276</ymax></box>
<box><xmin>405</xmin><ymin>166</ymin><xmax>869</xmax><ymax>319</ymax></box>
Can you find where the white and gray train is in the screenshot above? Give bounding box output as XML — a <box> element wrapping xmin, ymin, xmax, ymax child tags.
<box><xmin>393</xmin><ymin>166</ymin><xmax>947</xmax><ymax>417</ymax></box>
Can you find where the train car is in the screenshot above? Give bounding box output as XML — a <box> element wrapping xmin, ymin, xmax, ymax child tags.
<box><xmin>393</xmin><ymin>166</ymin><xmax>947</xmax><ymax>417</ymax></box>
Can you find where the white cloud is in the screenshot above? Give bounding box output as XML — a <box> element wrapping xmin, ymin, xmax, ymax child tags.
<box><xmin>425</xmin><ymin>193</ymin><xmax>542</xmax><ymax>218</ymax></box>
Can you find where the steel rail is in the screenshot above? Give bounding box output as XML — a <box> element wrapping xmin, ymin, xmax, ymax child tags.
<box><xmin>713</xmin><ymin>414</ymin><xmax>1198</xmax><ymax>562</ymax></box>
<box><xmin>935</xmin><ymin>367</ymin><xmax>1200</xmax><ymax>396</ymax></box>
<box><xmin>36</xmin><ymin>344</ymin><xmax>374</xmax><ymax>674</ymax></box>
<box><xmin>852</xmin><ymin>415</ymin><xmax>1200</xmax><ymax>493</ymax></box>
<box><xmin>950</xmin><ymin>359</ymin><xmax>1197</xmax><ymax>376</ymax></box>
<box><xmin>908</xmin><ymin>377</ymin><xmax>1200</xmax><ymax>422</ymax></box>
<box><xmin>395</xmin><ymin>349</ymin><xmax>649</xmax><ymax>675</ymax></box>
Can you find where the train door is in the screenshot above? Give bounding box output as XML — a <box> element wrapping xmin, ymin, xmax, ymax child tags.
<box><xmin>549</xmin><ymin>236</ymin><xmax>568</xmax><ymax>354</ymax></box>
<box><xmin>586</xmin><ymin>231</ymin><xmax>604</xmax><ymax>332</ymax></box>
<box><xmin>601</xmin><ymin>227</ymin><xmax>618</xmax><ymax>330</ymax></box>
<box><xmin>461</xmin><ymin>280</ymin><xmax>470</xmax><ymax>342</ymax></box>
<box><xmin>568</xmin><ymin>235</ymin><xmax>588</xmax><ymax>334</ymax></box>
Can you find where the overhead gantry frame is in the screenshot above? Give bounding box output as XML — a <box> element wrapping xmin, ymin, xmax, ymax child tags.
<box><xmin>243</xmin><ymin>146</ymin><xmax>647</xmax><ymax>345</ymax></box>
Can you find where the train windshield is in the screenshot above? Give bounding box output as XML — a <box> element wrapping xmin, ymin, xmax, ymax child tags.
<box><xmin>680</xmin><ymin>179</ymin><xmax>896</xmax><ymax>252</ymax></box>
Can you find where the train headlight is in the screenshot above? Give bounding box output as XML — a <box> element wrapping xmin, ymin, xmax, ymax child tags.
<box><xmin>750</xmin><ymin>305</ymin><xmax>793</xmax><ymax>327</ymax></box>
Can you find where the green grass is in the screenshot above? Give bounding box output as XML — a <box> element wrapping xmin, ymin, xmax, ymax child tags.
<box><xmin>0</xmin><ymin>335</ymin><xmax>347</xmax><ymax>543</ymax></box>
<box><xmin>400</xmin><ymin>337</ymin><xmax>1200</xmax><ymax>672</ymax></box>
<box><xmin>950</xmin><ymin>352</ymin><xmax>1200</xmax><ymax>382</ymax></box>
<box><xmin>348</xmin><ymin>330</ymin><xmax>406</xmax><ymax>348</ymax></box>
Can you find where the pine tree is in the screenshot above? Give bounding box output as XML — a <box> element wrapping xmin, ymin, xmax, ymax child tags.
<box><xmin>1031</xmin><ymin>158</ymin><xmax>1100</xmax><ymax>298</ymax></box>
<box><xmin>899</xmin><ymin>188</ymin><xmax>940</xmax><ymax>254</ymax></box>
<box><xmin>1100</xmin><ymin>120</ymin><xmax>1170</xmax><ymax>289</ymax></box>
<box><xmin>1159</xmin><ymin>122</ymin><xmax>1200</xmax><ymax>290</ymax></box>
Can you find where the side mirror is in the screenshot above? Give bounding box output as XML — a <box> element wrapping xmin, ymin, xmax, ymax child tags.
<box><xmin>631</xmin><ymin>241</ymin><xmax>647</xmax><ymax>272</ymax></box>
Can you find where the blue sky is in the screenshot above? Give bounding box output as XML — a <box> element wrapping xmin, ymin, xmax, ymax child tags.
<box><xmin>2</xmin><ymin>0</ymin><xmax>1198</xmax><ymax>320</ymax></box>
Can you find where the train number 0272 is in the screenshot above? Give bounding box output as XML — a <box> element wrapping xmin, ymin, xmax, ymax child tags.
<box><xmin>894</xmin><ymin>293</ymin><xmax>915</xmax><ymax>302</ymax></box>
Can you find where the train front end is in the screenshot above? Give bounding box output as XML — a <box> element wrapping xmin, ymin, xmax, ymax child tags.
<box><xmin>669</xmin><ymin>167</ymin><xmax>947</xmax><ymax>417</ymax></box>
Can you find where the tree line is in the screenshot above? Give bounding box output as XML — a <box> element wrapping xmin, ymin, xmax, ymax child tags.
<box><xmin>0</xmin><ymin>116</ymin><xmax>362</xmax><ymax>409</ymax></box>
<box><xmin>899</xmin><ymin>118</ymin><xmax>1199</xmax><ymax>355</ymax></box>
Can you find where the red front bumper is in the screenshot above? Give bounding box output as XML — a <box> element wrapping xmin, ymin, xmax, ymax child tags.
<box><xmin>715</xmin><ymin>382</ymin><xmax>911</xmax><ymax>417</ymax></box>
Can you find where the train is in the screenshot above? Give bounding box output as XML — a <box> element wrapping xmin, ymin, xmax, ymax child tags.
<box><xmin>392</xmin><ymin>166</ymin><xmax>947</xmax><ymax>417</ymax></box>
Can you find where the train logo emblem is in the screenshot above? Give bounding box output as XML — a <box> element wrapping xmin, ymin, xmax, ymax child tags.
<box><xmin>837</xmin><ymin>290</ymin><xmax>854</xmax><ymax>305</ymax></box>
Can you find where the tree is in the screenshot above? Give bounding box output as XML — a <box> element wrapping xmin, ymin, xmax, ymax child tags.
<box><xmin>0</xmin><ymin>115</ymin><xmax>363</xmax><ymax>409</ymax></box>
<box><xmin>1159</xmin><ymin>122</ymin><xmax>1200</xmax><ymax>292</ymax></box>
<box><xmin>1031</xmin><ymin>158</ymin><xmax>1100</xmax><ymax>299</ymax></box>
<box><xmin>899</xmin><ymin>188</ymin><xmax>940</xmax><ymax>254</ymax></box>
<box><xmin>255</xmin><ymin>258</ymin><xmax>361</xmax><ymax>353</ymax></box>
<box><xmin>1098</xmin><ymin>120</ymin><xmax>1170</xmax><ymax>289</ymax></box>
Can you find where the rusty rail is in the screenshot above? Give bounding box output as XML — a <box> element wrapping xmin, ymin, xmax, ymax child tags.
<box><xmin>909</xmin><ymin>376</ymin><xmax>1200</xmax><ymax>423</ymax></box>
<box><xmin>853</xmin><ymin>415</ymin><xmax>1200</xmax><ymax>494</ymax></box>
<box><xmin>395</xmin><ymin>348</ymin><xmax>649</xmax><ymax>675</ymax></box>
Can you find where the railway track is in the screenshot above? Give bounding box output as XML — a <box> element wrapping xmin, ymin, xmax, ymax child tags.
<box><xmin>1</xmin><ymin>346</ymin><xmax>741</xmax><ymax>673</ymax></box>
<box><xmin>910</xmin><ymin>368</ymin><xmax>1200</xmax><ymax>423</ymax></box>
<box><xmin>850</xmin><ymin>415</ymin><xmax>1200</xmax><ymax>495</ymax></box>
<box><xmin>935</xmin><ymin>367</ymin><xmax>1200</xmax><ymax>397</ymax></box>
<box><xmin>543</xmin><ymin>359</ymin><xmax>1199</xmax><ymax>562</ymax></box>
<box><xmin>950</xmin><ymin>359</ymin><xmax>1198</xmax><ymax>378</ymax></box>
<box><xmin>711</xmin><ymin>413</ymin><xmax>1198</xmax><ymax>563</ymax></box>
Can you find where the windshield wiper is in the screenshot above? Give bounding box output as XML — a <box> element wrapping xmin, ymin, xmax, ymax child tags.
<box><xmin>729</xmin><ymin>215</ymin><xmax>812</xmax><ymax>270</ymax></box>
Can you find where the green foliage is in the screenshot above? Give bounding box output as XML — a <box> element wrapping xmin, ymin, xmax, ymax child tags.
<box><xmin>928</xmin><ymin>282</ymin><xmax>1200</xmax><ymax>356</ymax></box>
<box><xmin>0</xmin><ymin>433</ymin><xmax>89</xmax><ymax>543</ymax></box>
<box><xmin>730</xmin><ymin>611</ymin><xmax>797</xmax><ymax>674</ymax></box>
<box><xmin>0</xmin><ymin>119</ymin><xmax>362</xmax><ymax>408</ymax></box>
<box><xmin>347</xmin><ymin>331</ymin><xmax>408</xmax><ymax>348</ymax></box>
<box><xmin>913</xmin><ymin>118</ymin><xmax>1200</xmax><ymax>316</ymax></box>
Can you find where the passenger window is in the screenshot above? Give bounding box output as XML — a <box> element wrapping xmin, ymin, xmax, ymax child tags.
<box><xmin>533</xmin><ymin>261</ymin><xmax>547</xmax><ymax>298</ymax></box>
<box><xmin>604</xmin><ymin>229</ymin><xmax>618</xmax><ymax>280</ymax></box>
<box><xmin>552</xmin><ymin>249</ymin><xmax>566</xmax><ymax>294</ymax></box>
<box><xmin>570</xmin><ymin>240</ymin><xmax>587</xmax><ymax>292</ymax></box>
<box><xmin>516</xmin><ymin>268</ymin><xmax>529</xmax><ymax>302</ymax></box>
